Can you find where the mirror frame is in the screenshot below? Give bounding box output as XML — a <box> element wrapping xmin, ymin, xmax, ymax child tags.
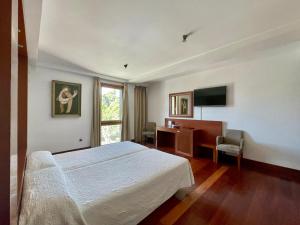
<box><xmin>169</xmin><ymin>91</ymin><xmax>194</xmax><ymax>118</ymax></box>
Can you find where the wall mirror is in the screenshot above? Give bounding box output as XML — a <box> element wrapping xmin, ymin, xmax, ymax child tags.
<box><xmin>169</xmin><ymin>91</ymin><xmax>193</xmax><ymax>118</ymax></box>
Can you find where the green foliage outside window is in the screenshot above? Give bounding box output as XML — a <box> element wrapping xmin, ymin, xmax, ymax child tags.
<box><xmin>101</xmin><ymin>87</ymin><xmax>122</xmax><ymax>145</ymax></box>
<box><xmin>101</xmin><ymin>88</ymin><xmax>121</xmax><ymax>121</ymax></box>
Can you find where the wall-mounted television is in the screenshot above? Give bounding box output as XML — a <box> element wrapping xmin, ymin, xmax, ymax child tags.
<box><xmin>194</xmin><ymin>86</ymin><xmax>227</xmax><ymax>106</ymax></box>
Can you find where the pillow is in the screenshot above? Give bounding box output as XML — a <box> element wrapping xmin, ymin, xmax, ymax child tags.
<box><xmin>26</xmin><ymin>151</ymin><xmax>57</xmax><ymax>171</ymax></box>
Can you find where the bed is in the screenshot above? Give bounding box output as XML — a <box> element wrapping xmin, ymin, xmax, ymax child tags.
<box><xmin>19</xmin><ymin>141</ymin><xmax>194</xmax><ymax>225</ymax></box>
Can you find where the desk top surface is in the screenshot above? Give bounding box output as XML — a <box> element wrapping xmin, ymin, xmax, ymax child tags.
<box><xmin>157</xmin><ymin>126</ymin><xmax>200</xmax><ymax>132</ymax></box>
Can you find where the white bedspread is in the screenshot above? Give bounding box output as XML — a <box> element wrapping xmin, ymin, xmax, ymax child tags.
<box><xmin>61</xmin><ymin>149</ymin><xmax>194</xmax><ymax>225</ymax></box>
<box><xmin>21</xmin><ymin>142</ymin><xmax>194</xmax><ymax>225</ymax></box>
<box><xmin>19</xmin><ymin>166</ymin><xmax>86</xmax><ymax>225</ymax></box>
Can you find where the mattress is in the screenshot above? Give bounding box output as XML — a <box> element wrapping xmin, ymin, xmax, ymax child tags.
<box><xmin>20</xmin><ymin>141</ymin><xmax>194</xmax><ymax>225</ymax></box>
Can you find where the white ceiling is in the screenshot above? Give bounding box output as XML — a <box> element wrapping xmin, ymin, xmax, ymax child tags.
<box><xmin>26</xmin><ymin>0</ymin><xmax>300</xmax><ymax>83</ymax></box>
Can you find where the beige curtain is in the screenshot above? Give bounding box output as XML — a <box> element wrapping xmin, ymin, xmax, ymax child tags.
<box><xmin>134</xmin><ymin>86</ymin><xmax>147</xmax><ymax>143</ymax></box>
<box><xmin>91</xmin><ymin>78</ymin><xmax>102</xmax><ymax>147</ymax></box>
<box><xmin>121</xmin><ymin>83</ymin><xmax>129</xmax><ymax>141</ymax></box>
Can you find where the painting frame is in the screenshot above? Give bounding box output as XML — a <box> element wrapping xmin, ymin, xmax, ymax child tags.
<box><xmin>52</xmin><ymin>80</ymin><xmax>82</xmax><ymax>117</ymax></box>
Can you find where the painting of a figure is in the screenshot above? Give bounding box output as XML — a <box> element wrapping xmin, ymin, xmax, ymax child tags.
<box><xmin>180</xmin><ymin>98</ymin><xmax>188</xmax><ymax>115</ymax></box>
<box><xmin>52</xmin><ymin>80</ymin><xmax>81</xmax><ymax>117</ymax></box>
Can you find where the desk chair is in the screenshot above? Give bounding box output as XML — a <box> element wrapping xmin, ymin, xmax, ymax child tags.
<box><xmin>142</xmin><ymin>122</ymin><xmax>156</xmax><ymax>145</ymax></box>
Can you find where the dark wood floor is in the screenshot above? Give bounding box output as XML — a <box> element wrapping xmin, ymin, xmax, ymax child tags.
<box><xmin>139</xmin><ymin>147</ymin><xmax>300</xmax><ymax>225</ymax></box>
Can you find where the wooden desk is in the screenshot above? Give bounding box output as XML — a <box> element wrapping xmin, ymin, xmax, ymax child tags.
<box><xmin>156</xmin><ymin>127</ymin><xmax>178</xmax><ymax>154</ymax></box>
<box><xmin>156</xmin><ymin>118</ymin><xmax>223</xmax><ymax>161</ymax></box>
<box><xmin>156</xmin><ymin>126</ymin><xmax>199</xmax><ymax>157</ymax></box>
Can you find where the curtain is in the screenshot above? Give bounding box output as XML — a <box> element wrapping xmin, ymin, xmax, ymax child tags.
<box><xmin>91</xmin><ymin>78</ymin><xmax>102</xmax><ymax>147</ymax></box>
<box><xmin>121</xmin><ymin>83</ymin><xmax>129</xmax><ymax>141</ymax></box>
<box><xmin>134</xmin><ymin>86</ymin><xmax>147</xmax><ymax>143</ymax></box>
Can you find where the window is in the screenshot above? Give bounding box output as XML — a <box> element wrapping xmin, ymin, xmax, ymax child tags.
<box><xmin>101</xmin><ymin>85</ymin><xmax>123</xmax><ymax>145</ymax></box>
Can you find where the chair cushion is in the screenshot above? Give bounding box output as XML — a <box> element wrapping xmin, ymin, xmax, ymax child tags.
<box><xmin>142</xmin><ymin>131</ymin><xmax>155</xmax><ymax>137</ymax></box>
<box><xmin>217</xmin><ymin>144</ymin><xmax>241</xmax><ymax>155</ymax></box>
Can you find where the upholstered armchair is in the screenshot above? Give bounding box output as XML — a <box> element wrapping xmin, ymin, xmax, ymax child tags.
<box><xmin>216</xmin><ymin>129</ymin><xmax>244</xmax><ymax>170</ymax></box>
<box><xmin>142</xmin><ymin>122</ymin><xmax>156</xmax><ymax>145</ymax></box>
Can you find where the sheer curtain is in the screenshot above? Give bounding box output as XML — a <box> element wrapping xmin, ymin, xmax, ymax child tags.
<box><xmin>121</xmin><ymin>83</ymin><xmax>129</xmax><ymax>141</ymax></box>
<box><xmin>91</xmin><ymin>78</ymin><xmax>102</xmax><ymax>147</ymax></box>
<box><xmin>134</xmin><ymin>86</ymin><xmax>147</xmax><ymax>143</ymax></box>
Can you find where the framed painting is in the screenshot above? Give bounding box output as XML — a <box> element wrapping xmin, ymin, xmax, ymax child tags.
<box><xmin>169</xmin><ymin>91</ymin><xmax>193</xmax><ymax>118</ymax></box>
<box><xmin>52</xmin><ymin>80</ymin><xmax>81</xmax><ymax>117</ymax></box>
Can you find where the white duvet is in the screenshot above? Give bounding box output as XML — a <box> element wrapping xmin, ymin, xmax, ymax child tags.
<box><xmin>20</xmin><ymin>142</ymin><xmax>194</xmax><ymax>225</ymax></box>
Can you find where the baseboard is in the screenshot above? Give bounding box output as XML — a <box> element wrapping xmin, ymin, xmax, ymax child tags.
<box><xmin>52</xmin><ymin>146</ymin><xmax>91</xmax><ymax>155</ymax></box>
<box><xmin>243</xmin><ymin>158</ymin><xmax>300</xmax><ymax>183</ymax></box>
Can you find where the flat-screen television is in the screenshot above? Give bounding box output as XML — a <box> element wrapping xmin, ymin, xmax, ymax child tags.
<box><xmin>194</xmin><ymin>86</ymin><xmax>227</xmax><ymax>106</ymax></box>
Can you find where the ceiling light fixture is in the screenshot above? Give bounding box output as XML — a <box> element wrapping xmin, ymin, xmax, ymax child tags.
<box><xmin>182</xmin><ymin>31</ymin><xmax>195</xmax><ymax>43</ymax></box>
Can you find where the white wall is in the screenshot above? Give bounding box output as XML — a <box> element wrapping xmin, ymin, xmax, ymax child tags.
<box><xmin>11</xmin><ymin>1</ymin><xmax>18</xmax><ymax>223</ymax></box>
<box><xmin>10</xmin><ymin>7</ymin><xmax>18</xmax><ymax>156</ymax></box>
<box><xmin>147</xmin><ymin>44</ymin><xmax>300</xmax><ymax>170</ymax></box>
<box><xmin>28</xmin><ymin>66</ymin><xmax>135</xmax><ymax>153</ymax></box>
<box><xmin>28</xmin><ymin>66</ymin><xmax>94</xmax><ymax>153</ymax></box>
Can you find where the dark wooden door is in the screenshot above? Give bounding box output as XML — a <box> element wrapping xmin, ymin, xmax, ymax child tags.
<box><xmin>0</xmin><ymin>0</ymin><xmax>13</xmax><ymax>223</ymax></box>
